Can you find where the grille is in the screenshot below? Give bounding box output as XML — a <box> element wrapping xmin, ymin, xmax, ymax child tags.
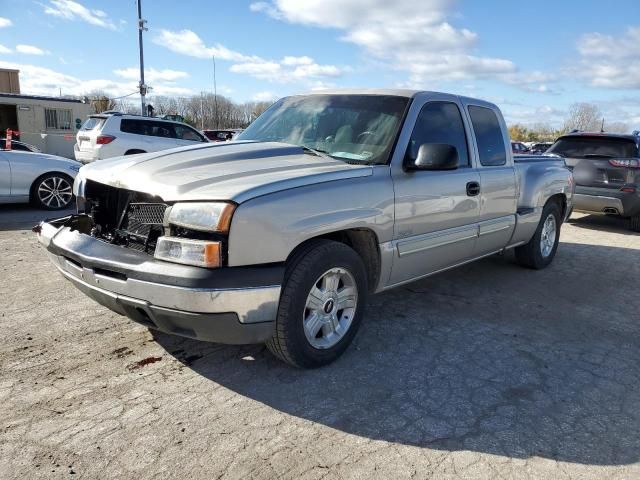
<box><xmin>119</xmin><ymin>202</ymin><xmax>167</xmax><ymax>254</ymax></box>
<box><xmin>122</xmin><ymin>203</ymin><xmax>168</xmax><ymax>236</ymax></box>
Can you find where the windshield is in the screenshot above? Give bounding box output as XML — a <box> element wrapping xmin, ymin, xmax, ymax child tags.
<box><xmin>548</xmin><ymin>136</ymin><xmax>638</xmax><ymax>158</ymax></box>
<box><xmin>238</xmin><ymin>94</ymin><xmax>410</xmax><ymax>164</ymax></box>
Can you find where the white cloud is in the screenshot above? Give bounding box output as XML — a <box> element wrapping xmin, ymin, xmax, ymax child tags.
<box><xmin>252</xmin><ymin>91</ymin><xmax>278</xmax><ymax>102</ymax></box>
<box><xmin>0</xmin><ymin>45</ymin><xmax>11</xmax><ymax>54</ymax></box>
<box><xmin>0</xmin><ymin>17</ymin><xmax>12</xmax><ymax>28</ymax></box>
<box><xmin>43</xmin><ymin>0</ymin><xmax>117</xmax><ymax>30</ymax></box>
<box><xmin>16</xmin><ymin>45</ymin><xmax>50</xmax><ymax>55</ymax></box>
<box><xmin>252</xmin><ymin>0</ymin><xmax>518</xmax><ymax>84</ymax></box>
<box><xmin>154</xmin><ymin>29</ymin><xmax>256</xmax><ymax>62</ymax></box>
<box><xmin>0</xmin><ymin>60</ymin><xmax>193</xmax><ymax>98</ymax></box>
<box><xmin>154</xmin><ymin>29</ymin><xmax>343</xmax><ymax>84</ymax></box>
<box><xmin>574</xmin><ymin>27</ymin><xmax>640</xmax><ymax>89</ymax></box>
<box><xmin>114</xmin><ymin>67</ymin><xmax>189</xmax><ymax>82</ymax></box>
<box><xmin>281</xmin><ymin>55</ymin><xmax>313</xmax><ymax>66</ymax></box>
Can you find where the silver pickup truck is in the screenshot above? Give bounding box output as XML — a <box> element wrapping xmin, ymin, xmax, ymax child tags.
<box><xmin>36</xmin><ymin>90</ymin><xmax>574</xmax><ymax>368</ymax></box>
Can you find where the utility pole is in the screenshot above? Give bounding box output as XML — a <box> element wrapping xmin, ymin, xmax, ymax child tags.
<box><xmin>137</xmin><ymin>0</ymin><xmax>148</xmax><ymax>116</ymax></box>
<box><xmin>212</xmin><ymin>55</ymin><xmax>218</xmax><ymax>128</ymax></box>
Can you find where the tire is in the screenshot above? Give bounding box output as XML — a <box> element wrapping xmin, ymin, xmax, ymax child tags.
<box><xmin>31</xmin><ymin>173</ymin><xmax>74</xmax><ymax>210</ymax></box>
<box><xmin>266</xmin><ymin>240</ymin><xmax>368</xmax><ymax>368</ymax></box>
<box><xmin>124</xmin><ymin>149</ymin><xmax>146</xmax><ymax>155</ymax></box>
<box><xmin>630</xmin><ymin>215</ymin><xmax>640</xmax><ymax>232</ymax></box>
<box><xmin>515</xmin><ymin>201</ymin><xmax>562</xmax><ymax>269</ymax></box>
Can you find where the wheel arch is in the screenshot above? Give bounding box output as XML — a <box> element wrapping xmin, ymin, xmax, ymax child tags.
<box><xmin>285</xmin><ymin>228</ymin><xmax>381</xmax><ymax>294</ymax></box>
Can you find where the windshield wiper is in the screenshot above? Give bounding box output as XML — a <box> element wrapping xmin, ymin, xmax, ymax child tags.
<box><xmin>582</xmin><ymin>153</ymin><xmax>615</xmax><ymax>158</ymax></box>
<box><xmin>301</xmin><ymin>145</ymin><xmax>332</xmax><ymax>158</ymax></box>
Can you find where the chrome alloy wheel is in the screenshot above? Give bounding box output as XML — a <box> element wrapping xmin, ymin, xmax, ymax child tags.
<box><xmin>303</xmin><ymin>267</ymin><xmax>358</xmax><ymax>350</ymax></box>
<box><xmin>540</xmin><ymin>213</ymin><xmax>557</xmax><ymax>258</ymax></box>
<box><xmin>38</xmin><ymin>176</ymin><xmax>73</xmax><ymax>208</ymax></box>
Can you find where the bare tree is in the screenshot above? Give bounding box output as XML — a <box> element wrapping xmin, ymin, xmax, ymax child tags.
<box><xmin>562</xmin><ymin>103</ymin><xmax>602</xmax><ymax>133</ymax></box>
<box><xmin>87</xmin><ymin>91</ymin><xmax>117</xmax><ymax>114</ymax></box>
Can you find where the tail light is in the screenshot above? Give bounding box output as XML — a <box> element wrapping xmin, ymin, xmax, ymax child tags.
<box><xmin>620</xmin><ymin>186</ymin><xmax>636</xmax><ymax>193</ymax></box>
<box><xmin>609</xmin><ymin>158</ymin><xmax>639</xmax><ymax>168</ymax></box>
<box><xmin>96</xmin><ymin>135</ymin><xmax>116</xmax><ymax>145</ymax></box>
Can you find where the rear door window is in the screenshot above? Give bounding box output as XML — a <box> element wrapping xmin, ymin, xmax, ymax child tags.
<box><xmin>468</xmin><ymin>106</ymin><xmax>507</xmax><ymax>166</ymax></box>
<box><xmin>547</xmin><ymin>136</ymin><xmax>638</xmax><ymax>158</ymax></box>
<box><xmin>148</xmin><ymin>121</ymin><xmax>176</xmax><ymax>139</ymax></box>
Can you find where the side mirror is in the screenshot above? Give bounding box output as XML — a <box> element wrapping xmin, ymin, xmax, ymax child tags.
<box><xmin>405</xmin><ymin>143</ymin><xmax>459</xmax><ymax>171</ymax></box>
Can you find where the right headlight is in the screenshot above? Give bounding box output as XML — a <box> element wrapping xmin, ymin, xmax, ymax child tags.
<box><xmin>167</xmin><ymin>202</ymin><xmax>236</xmax><ymax>233</ymax></box>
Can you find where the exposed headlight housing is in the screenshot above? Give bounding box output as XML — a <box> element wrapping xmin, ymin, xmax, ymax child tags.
<box><xmin>155</xmin><ymin>237</ymin><xmax>222</xmax><ymax>268</ymax></box>
<box><xmin>167</xmin><ymin>202</ymin><xmax>236</xmax><ymax>233</ymax></box>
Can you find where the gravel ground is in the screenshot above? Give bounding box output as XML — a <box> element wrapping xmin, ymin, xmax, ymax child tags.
<box><xmin>0</xmin><ymin>206</ymin><xmax>639</xmax><ymax>479</ymax></box>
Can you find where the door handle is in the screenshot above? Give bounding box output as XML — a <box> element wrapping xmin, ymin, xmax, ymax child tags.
<box><xmin>466</xmin><ymin>181</ymin><xmax>480</xmax><ymax>196</ymax></box>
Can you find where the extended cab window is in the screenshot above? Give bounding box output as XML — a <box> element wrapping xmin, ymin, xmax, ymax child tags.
<box><xmin>407</xmin><ymin>101</ymin><xmax>470</xmax><ymax>167</ymax></box>
<box><xmin>468</xmin><ymin>106</ymin><xmax>507</xmax><ymax>166</ymax></box>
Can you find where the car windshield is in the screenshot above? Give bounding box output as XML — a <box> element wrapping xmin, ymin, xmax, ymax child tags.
<box><xmin>548</xmin><ymin>136</ymin><xmax>638</xmax><ymax>158</ymax></box>
<box><xmin>237</xmin><ymin>94</ymin><xmax>410</xmax><ymax>165</ymax></box>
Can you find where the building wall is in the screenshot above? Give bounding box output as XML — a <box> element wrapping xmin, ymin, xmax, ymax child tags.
<box><xmin>0</xmin><ymin>70</ymin><xmax>20</xmax><ymax>94</ymax></box>
<box><xmin>0</xmin><ymin>96</ymin><xmax>91</xmax><ymax>158</ymax></box>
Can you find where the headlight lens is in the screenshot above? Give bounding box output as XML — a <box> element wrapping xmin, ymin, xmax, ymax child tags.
<box><xmin>155</xmin><ymin>237</ymin><xmax>222</xmax><ymax>268</ymax></box>
<box><xmin>168</xmin><ymin>202</ymin><xmax>235</xmax><ymax>233</ymax></box>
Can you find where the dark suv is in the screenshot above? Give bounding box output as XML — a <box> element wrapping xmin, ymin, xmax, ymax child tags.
<box><xmin>547</xmin><ymin>132</ymin><xmax>640</xmax><ymax>231</ymax></box>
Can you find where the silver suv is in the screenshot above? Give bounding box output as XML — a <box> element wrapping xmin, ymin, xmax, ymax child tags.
<box><xmin>74</xmin><ymin>113</ymin><xmax>209</xmax><ymax>163</ymax></box>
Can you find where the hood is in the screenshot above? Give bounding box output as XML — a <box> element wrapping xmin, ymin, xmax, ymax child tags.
<box><xmin>77</xmin><ymin>141</ymin><xmax>372</xmax><ymax>203</ymax></box>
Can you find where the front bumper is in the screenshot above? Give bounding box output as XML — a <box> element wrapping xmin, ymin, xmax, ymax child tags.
<box><xmin>573</xmin><ymin>186</ymin><xmax>640</xmax><ymax>217</ymax></box>
<box><xmin>36</xmin><ymin>219</ymin><xmax>282</xmax><ymax>344</ymax></box>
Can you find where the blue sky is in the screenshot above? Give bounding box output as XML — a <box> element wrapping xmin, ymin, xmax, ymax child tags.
<box><xmin>0</xmin><ymin>0</ymin><xmax>638</xmax><ymax>128</ymax></box>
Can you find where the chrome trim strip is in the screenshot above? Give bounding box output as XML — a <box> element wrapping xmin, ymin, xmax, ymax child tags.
<box><xmin>396</xmin><ymin>226</ymin><xmax>478</xmax><ymax>257</ymax></box>
<box><xmin>48</xmin><ymin>252</ymin><xmax>281</xmax><ymax>324</ymax></box>
<box><xmin>478</xmin><ymin>216</ymin><xmax>516</xmax><ymax>236</ymax></box>
<box><xmin>383</xmin><ymin>248</ymin><xmax>504</xmax><ymax>290</ymax></box>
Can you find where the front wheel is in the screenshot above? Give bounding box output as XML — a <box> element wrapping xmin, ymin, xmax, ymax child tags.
<box><xmin>266</xmin><ymin>240</ymin><xmax>368</xmax><ymax>368</ymax></box>
<box><xmin>32</xmin><ymin>173</ymin><xmax>74</xmax><ymax>210</ymax></box>
<box><xmin>515</xmin><ymin>201</ymin><xmax>562</xmax><ymax>269</ymax></box>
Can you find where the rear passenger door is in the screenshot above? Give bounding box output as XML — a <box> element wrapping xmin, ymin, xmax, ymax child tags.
<box><xmin>389</xmin><ymin>99</ymin><xmax>481</xmax><ymax>285</ymax></box>
<box><xmin>466</xmin><ymin>104</ymin><xmax>518</xmax><ymax>256</ymax></box>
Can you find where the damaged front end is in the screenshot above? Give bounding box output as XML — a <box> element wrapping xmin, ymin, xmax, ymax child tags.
<box><xmin>35</xmin><ymin>180</ymin><xmax>169</xmax><ymax>255</ymax></box>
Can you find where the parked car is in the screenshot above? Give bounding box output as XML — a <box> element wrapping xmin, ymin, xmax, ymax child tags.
<box><xmin>530</xmin><ymin>142</ymin><xmax>553</xmax><ymax>155</ymax></box>
<box><xmin>74</xmin><ymin>113</ymin><xmax>210</xmax><ymax>163</ymax></box>
<box><xmin>0</xmin><ymin>138</ymin><xmax>41</xmax><ymax>152</ymax></box>
<box><xmin>546</xmin><ymin>132</ymin><xmax>640</xmax><ymax>231</ymax></box>
<box><xmin>0</xmin><ymin>149</ymin><xmax>79</xmax><ymax>209</ymax></box>
<box><xmin>203</xmin><ymin>129</ymin><xmax>243</xmax><ymax>142</ymax></box>
<box><xmin>511</xmin><ymin>141</ymin><xmax>530</xmax><ymax>154</ymax></box>
<box><xmin>36</xmin><ymin>90</ymin><xmax>573</xmax><ymax>368</ymax></box>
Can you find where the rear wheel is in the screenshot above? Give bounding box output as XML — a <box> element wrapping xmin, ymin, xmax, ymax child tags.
<box><xmin>515</xmin><ymin>201</ymin><xmax>562</xmax><ymax>269</ymax></box>
<box><xmin>266</xmin><ymin>240</ymin><xmax>368</xmax><ymax>368</ymax></box>
<box><xmin>31</xmin><ymin>173</ymin><xmax>74</xmax><ymax>210</ymax></box>
<box><xmin>630</xmin><ymin>215</ymin><xmax>640</xmax><ymax>232</ymax></box>
<box><xmin>124</xmin><ymin>149</ymin><xmax>146</xmax><ymax>155</ymax></box>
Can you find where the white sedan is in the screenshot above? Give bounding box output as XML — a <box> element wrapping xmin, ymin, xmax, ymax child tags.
<box><xmin>0</xmin><ymin>149</ymin><xmax>80</xmax><ymax>210</ymax></box>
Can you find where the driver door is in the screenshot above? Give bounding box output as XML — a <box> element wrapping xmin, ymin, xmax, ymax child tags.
<box><xmin>389</xmin><ymin>99</ymin><xmax>481</xmax><ymax>285</ymax></box>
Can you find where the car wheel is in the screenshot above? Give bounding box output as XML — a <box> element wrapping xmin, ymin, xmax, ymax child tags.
<box><xmin>32</xmin><ymin>173</ymin><xmax>74</xmax><ymax>210</ymax></box>
<box><xmin>630</xmin><ymin>215</ymin><xmax>640</xmax><ymax>232</ymax></box>
<box><xmin>124</xmin><ymin>149</ymin><xmax>146</xmax><ymax>155</ymax></box>
<box><xmin>515</xmin><ymin>201</ymin><xmax>562</xmax><ymax>269</ymax></box>
<box><xmin>266</xmin><ymin>240</ymin><xmax>368</xmax><ymax>368</ymax></box>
